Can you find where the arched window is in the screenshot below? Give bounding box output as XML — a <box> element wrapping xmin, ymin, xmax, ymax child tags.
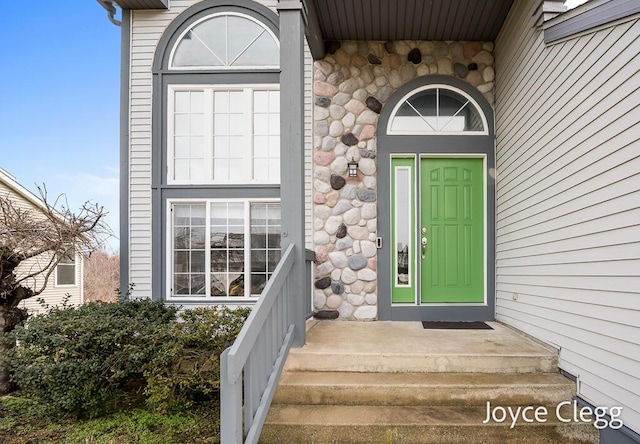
<box><xmin>387</xmin><ymin>85</ymin><xmax>488</xmax><ymax>135</ymax></box>
<box><xmin>170</xmin><ymin>12</ymin><xmax>279</xmax><ymax>69</ymax></box>
<box><xmin>152</xmin><ymin>2</ymin><xmax>282</xmax><ymax>301</ymax></box>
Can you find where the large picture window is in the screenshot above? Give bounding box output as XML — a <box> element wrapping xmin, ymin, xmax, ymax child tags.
<box><xmin>170</xmin><ymin>199</ymin><xmax>281</xmax><ymax>299</ymax></box>
<box><xmin>168</xmin><ymin>86</ymin><xmax>280</xmax><ymax>184</ymax></box>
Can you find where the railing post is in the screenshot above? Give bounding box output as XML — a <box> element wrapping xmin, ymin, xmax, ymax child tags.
<box><xmin>220</xmin><ymin>348</ymin><xmax>243</xmax><ymax>444</ymax></box>
<box><xmin>278</xmin><ymin>0</ymin><xmax>307</xmax><ymax>347</ymax></box>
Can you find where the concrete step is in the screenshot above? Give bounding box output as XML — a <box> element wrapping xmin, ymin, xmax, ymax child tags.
<box><xmin>286</xmin><ymin>321</ymin><xmax>558</xmax><ymax>373</ymax></box>
<box><xmin>284</xmin><ymin>349</ymin><xmax>557</xmax><ymax>373</ymax></box>
<box><xmin>273</xmin><ymin>371</ymin><xmax>576</xmax><ymax>407</ymax></box>
<box><xmin>260</xmin><ymin>405</ymin><xmax>599</xmax><ymax>444</ymax></box>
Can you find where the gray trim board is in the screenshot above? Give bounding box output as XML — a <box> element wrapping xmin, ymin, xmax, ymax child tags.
<box><xmin>575</xmin><ymin>397</ymin><xmax>640</xmax><ymax>444</ymax></box>
<box><xmin>544</xmin><ymin>0</ymin><xmax>640</xmax><ymax>44</ymax></box>
<box><xmin>376</xmin><ymin>75</ymin><xmax>496</xmax><ymax>322</ymax></box>
<box><xmin>119</xmin><ymin>9</ymin><xmax>131</xmax><ymax>296</ymax></box>
<box><xmin>302</xmin><ymin>0</ymin><xmax>325</xmax><ymax>59</ymax></box>
<box><xmin>277</xmin><ymin>0</ymin><xmax>307</xmax><ymax>347</ymax></box>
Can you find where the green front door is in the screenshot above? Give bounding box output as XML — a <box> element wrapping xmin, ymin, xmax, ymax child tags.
<box><xmin>421</xmin><ymin>157</ymin><xmax>484</xmax><ymax>303</ymax></box>
<box><xmin>391</xmin><ymin>157</ymin><xmax>485</xmax><ymax>304</ymax></box>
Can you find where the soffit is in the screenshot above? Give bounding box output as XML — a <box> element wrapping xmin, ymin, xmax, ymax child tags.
<box><xmin>311</xmin><ymin>0</ymin><xmax>514</xmax><ymax>41</ymax></box>
<box><xmin>114</xmin><ymin>0</ymin><xmax>169</xmax><ymax>9</ymax></box>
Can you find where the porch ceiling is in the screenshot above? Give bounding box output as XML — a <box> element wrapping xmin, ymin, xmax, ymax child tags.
<box><xmin>307</xmin><ymin>0</ymin><xmax>514</xmax><ymax>57</ymax></box>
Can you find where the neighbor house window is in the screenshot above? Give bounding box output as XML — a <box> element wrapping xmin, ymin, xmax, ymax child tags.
<box><xmin>168</xmin><ymin>86</ymin><xmax>280</xmax><ymax>184</ymax></box>
<box><xmin>56</xmin><ymin>255</ymin><xmax>76</xmax><ymax>286</ymax></box>
<box><xmin>170</xmin><ymin>200</ymin><xmax>281</xmax><ymax>298</ymax></box>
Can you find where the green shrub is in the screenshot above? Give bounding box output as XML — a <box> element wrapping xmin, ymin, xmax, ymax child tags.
<box><xmin>144</xmin><ymin>306</ymin><xmax>250</xmax><ymax>411</ymax></box>
<box><xmin>9</xmin><ymin>300</ymin><xmax>177</xmax><ymax>418</ymax></box>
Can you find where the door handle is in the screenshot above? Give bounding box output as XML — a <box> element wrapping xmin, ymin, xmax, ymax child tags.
<box><xmin>421</xmin><ymin>237</ymin><xmax>427</xmax><ymax>259</ymax></box>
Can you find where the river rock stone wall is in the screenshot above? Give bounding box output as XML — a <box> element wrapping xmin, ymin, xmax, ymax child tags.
<box><xmin>312</xmin><ymin>40</ymin><xmax>495</xmax><ymax>320</ymax></box>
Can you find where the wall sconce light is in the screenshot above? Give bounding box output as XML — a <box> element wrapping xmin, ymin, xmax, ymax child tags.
<box><xmin>348</xmin><ymin>157</ymin><xmax>358</xmax><ymax>177</ymax></box>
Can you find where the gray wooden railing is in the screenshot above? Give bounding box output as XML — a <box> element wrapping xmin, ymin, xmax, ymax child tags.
<box><xmin>220</xmin><ymin>244</ymin><xmax>315</xmax><ymax>444</ymax></box>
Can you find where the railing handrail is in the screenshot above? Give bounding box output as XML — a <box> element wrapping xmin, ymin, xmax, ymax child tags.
<box><xmin>224</xmin><ymin>243</ymin><xmax>296</xmax><ymax>384</ymax></box>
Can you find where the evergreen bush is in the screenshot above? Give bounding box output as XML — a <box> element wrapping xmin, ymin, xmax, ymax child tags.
<box><xmin>8</xmin><ymin>300</ymin><xmax>177</xmax><ymax>417</ymax></box>
<box><xmin>144</xmin><ymin>306</ymin><xmax>251</xmax><ymax>411</ymax></box>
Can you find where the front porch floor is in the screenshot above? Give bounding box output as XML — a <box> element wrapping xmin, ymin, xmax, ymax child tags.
<box><xmin>285</xmin><ymin>320</ymin><xmax>558</xmax><ymax>373</ymax></box>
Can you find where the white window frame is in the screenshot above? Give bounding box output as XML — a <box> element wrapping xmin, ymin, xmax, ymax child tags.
<box><xmin>387</xmin><ymin>84</ymin><xmax>489</xmax><ymax>136</ymax></box>
<box><xmin>55</xmin><ymin>253</ymin><xmax>77</xmax><ymax>287</ymax></box>
<box><xmin>167</xmin><ymin>84</ymin><xmax>280</xmax><ymax>185</ymax></box>
<box><xmin>168</xmin><ymin>12</ymin><xmax>280</xmax><ymax>71</ymax></box>
<box><xmin>166</xmin><ymin>197</ymin><xmax>281</xmax><ymax>302</ymax></box>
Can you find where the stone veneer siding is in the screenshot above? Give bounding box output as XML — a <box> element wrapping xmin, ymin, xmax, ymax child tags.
<box><xmin>312</xmin><ymin>40</ymin><xmax>495</xmax><ymax>320</ymax></box>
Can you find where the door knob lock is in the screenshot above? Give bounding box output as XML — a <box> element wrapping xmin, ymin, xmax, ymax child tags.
<box><xmin>421</xmin><ymin>237</ymin><xmax>427</xmax><ymax>259</ymax></box>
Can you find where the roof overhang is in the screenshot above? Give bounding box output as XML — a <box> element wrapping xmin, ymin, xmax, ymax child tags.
<box><xmin>305</xmin><ymin>0</ymin><xmax>515</xmax><ymax>59</ymax></box>
<box><xmin>112</xmin><ymin>0</ymin><xmax>168</xmax><ymax>9</ymax></box>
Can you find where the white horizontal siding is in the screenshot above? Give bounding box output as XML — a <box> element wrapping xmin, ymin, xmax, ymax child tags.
<box><xmin>18</xmin><ymin>252</ymin><xmax>83</xmax><ymax>316</ymax></box>
<box><xmin>495</xmin><ymin>0</ymin><xmax>640</xmax><ymax>432</ymax></box>
<box><xmin>128</xmin><ymin>0</ymin><xmax>286</xmax><ymax>299</ymax></box>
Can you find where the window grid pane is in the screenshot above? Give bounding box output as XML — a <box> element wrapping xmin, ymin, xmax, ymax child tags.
<box><xmin>210</xmin><ymin>202</ymin><xmax>245</xmax><ymax>297</ymax></box>
<box><xmin>173</xmin><ymin>204</ymin><xmax>206</xmax><ymax>296</ymax></box>
<box><xmin>213</xmin><ymin>91</ymin><xmax>247</xmax><ymax>182</ymax></box>
<box><xmin>252</xmin><ymin>90</ymin><xmax>280</xmax><ymax>182</ymax></box>
<box><xmin>173</xmin><ymin>91</ymin><xmax>206</xmax><ymax>181</ymax></box>
<box><xmin>170</xmin><ymin>87</ymin><xmax>280</xmax><ymax>185</ymax></box>
<box><xmin>250</xmin><ymin>203</ymin><xmax>281</xmax><ymax>295</ymax></box>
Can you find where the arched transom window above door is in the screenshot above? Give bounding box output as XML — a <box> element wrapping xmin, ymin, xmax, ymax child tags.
<box><xmin>169</xmin><ymin>12</ymin><xmax>279</xmax><ymax>69</ymax></box>
<box><xmin>387</xmin><ymin>85</ymin><xmax>488</xmax><ymax>135</ymax></box>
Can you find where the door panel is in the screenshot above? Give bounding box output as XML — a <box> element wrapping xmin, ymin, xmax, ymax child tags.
<box><xmin>420</xmin><ymin>158</ymin><xmax>484</xmax><ymax>303</ymax></box>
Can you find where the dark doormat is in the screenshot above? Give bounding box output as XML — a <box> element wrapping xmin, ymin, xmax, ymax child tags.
<box><xmin>422</xmin><ymin>321</ymin><xmax>493</xmax><ymax>330</ymax></box>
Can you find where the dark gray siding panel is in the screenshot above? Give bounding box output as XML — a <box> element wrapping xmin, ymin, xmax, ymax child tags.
<box><xmin>545</xmin><ymin>0</ymin><xmax>640</xmax><ymax>44</ymax></box>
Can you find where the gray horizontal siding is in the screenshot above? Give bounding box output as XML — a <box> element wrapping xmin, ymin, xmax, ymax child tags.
<box><xmin>545</xmin><ymin>0</ymin><xmax>640</xmax><ymax>44</ymax></box>
<box><xmin>495</xmin><ymin>0</ymin><xmax>640</xmax><ymax>433</ymax></box>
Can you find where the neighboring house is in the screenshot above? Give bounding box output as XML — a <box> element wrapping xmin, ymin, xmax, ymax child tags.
<box><xmin>0</xmin><ymin>168</ymin><xmax>84</xmax><ymax>315</ymax></box>
<box><xmin>103</xmin><ymin>0</ymin><xmax>639</xmax><ymax>440</ymax></box>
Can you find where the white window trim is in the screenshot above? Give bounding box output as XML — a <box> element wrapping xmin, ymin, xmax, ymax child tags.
<box><xmin>167</xmin><ymin>84</ymin><xmax>280</xmax><ymax>186</ymax></box>
<box><xmin>55</xmin><ymin>253</ymin><xmax>77</xmax><ymax>287</ymax></box>
<box><xmin>166</xmin><ymin>197</ymin><xmax>281</xmax><ymax>302</ymax></box>
<box><xmin>168</xmin><ymin>11</ymin><xmax>280</xmax><ymax>71</ymax></box>
<box><xmin>387</xmin><ymin>84</ymin><xmax>489</xmax><ymax>136</ymax></box>
<box><xmin>394</xmin><ymin>165</ymin><xmax>413</xmax><ymax>290</ymax></box>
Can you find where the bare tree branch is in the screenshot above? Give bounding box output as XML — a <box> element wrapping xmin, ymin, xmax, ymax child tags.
<box><xmin>1</xmin><ymin>185</ymin><xmax>111</xmax><ymax>305</ymax></box>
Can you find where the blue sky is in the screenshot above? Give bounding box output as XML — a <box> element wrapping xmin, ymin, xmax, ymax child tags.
<box><xmin>0</xmin><ymin>2</ymin><xmax>121</xmax><ymax>251</ymax></box>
